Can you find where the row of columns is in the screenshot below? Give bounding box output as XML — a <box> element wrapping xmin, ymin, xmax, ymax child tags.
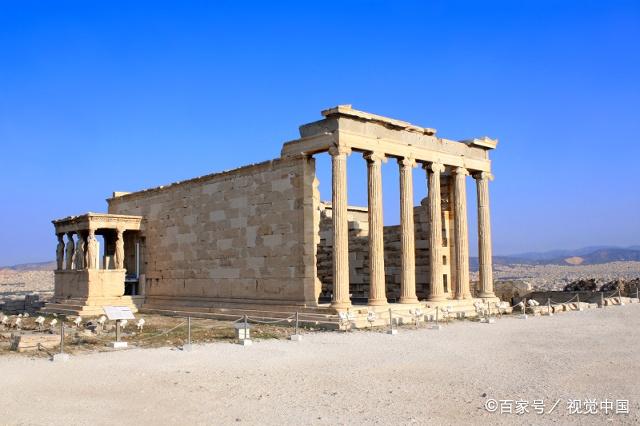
<box><xmin>55</xmin><ymin>229</ymin><xmax>125</xmax><ymax>271</ymax></box>
<box><xmin>329</xmin><ymin>147</ymin><xmax>495</xmax><ymax>308</ymax></box>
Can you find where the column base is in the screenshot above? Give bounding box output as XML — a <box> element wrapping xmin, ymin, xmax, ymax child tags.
<box><xmin>367</xmin><ymin>298</ymin><xmax>388</xmax><ymax>307</ymax></box>
<box><xmin>428</xmin><ymin>295</ymin><xmax>447</xmax><ymax>302</ymax></box>
<box><xmin>478</xmin><ymin>292</ymin><xmax>496</xmax><ymax>299</ymax></box>
<box><xmin>399</xmin><ymin>297</ymin><xmax>419</xmax><ymax>304</ymax></box>
<box><xmin>331</xmin><ymin>301</ymin><xmax>352</xmax><ymax>310</ymax></box>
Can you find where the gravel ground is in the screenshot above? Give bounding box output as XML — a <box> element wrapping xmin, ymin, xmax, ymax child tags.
<box><xmin>1</xmin><ymin>304</ymin><xmax>639</xmax><ymax>425</ymax></box>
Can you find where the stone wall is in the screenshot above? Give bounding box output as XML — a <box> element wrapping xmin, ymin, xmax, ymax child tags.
<box><xmin>107</xmin><ymin>156</ymin><xmax>320</xmax><ymax>307</ymax></box>
<box><xmin>317</xmin><ymin>196</ymin><xmax>455</xmax><ymax>301</ymax></box>
<box><xmin>0</xmin><ymin>294</ymin><xmax>46</xmax><ymax>315</ymax></box>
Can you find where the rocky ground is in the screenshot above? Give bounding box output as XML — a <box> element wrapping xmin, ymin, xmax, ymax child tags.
<box><xmin>472</xmin><ymin>261</ymin><xmax>640</xmax><ymax>291</ymax></box>
<box><xmin>0</xmin><ymin>303</ymin><xmax>638</xmax><ymax>425</ymax></box>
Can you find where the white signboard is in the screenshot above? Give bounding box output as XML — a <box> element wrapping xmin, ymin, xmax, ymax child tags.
<box><xmin>103</xmin><ymin>306</ymin><xmax>135</xmax><ymax>321</ymax></box>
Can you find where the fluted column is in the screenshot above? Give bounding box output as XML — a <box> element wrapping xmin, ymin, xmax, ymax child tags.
<box><xmin>426</xmin><ymin>162</ymin><xmax>445</xmax><ymax>302</ymax></box>
<box><xmin>364</xmin><ymin>151</ymin><xmax>387</xmax><ymax>306</ymax></box>
<box><xmin>453</xmin><ymin>167</ymin><xmax>472</xmax><ymax>299</ymax></box>
<box><xmin>398</xmin><ymin>157</ymin><xmax>418</xmax><ymax>303</ymax></box>
<box><xmin>474</xmin><ymin>171</ymin><xmax>495</xmax><ymax>298</ymax></box>
<box><xmin>329</xmin><ymin>146</ymin><xmax>352</xmax><ymax>309</ymax></box>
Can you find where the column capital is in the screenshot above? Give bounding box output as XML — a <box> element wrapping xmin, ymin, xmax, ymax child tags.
<box><xmin>363</xmin><ymin>151</ymin><xmax>387</xmax><ymax>164</ymax></box>
<box><xmin>453</xmin><ymin>166</ymin><xmax>469</xmax><ymax>176</ymax></box>
<box><xmin>424</xmin><ymin>162</ymin><xmax>445</xmax><ymax>173</ymax></box>
<box><xmin>473</xmin><ymin>171</ymin><xmax>494</xmax><ymax>181</ymax></box>
<box><xmin>328</xmin><ymin>145</ymin><xmax>352</xmax><ymax>157</ymax></box>
<box><xmin>397</xmin><ymin>157</ymin><xmax>417</xmax><ymax>168</ymax></box>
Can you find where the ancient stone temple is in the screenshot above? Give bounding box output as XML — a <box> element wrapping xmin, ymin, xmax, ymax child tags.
<box><xmin>46</xmin><ymin>105</ymin><xmax>499</xmax><ymax>321</ymax></box>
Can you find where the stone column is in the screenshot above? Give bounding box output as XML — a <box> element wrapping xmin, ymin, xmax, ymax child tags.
<box><xmin>474</xmin><ymin>171</ymin><xmax>496</xmax><ymax>298</ymax></box>
<box><xmin>56</xmin><ymin>234</ymin><xmax>65</xmax><ymax>271</ymax></box>
<box><xmin>86</xmin><ymin>229</ymin><xmax>98</xmax><ymax>270</ymax></box>
<box><xmin>74</xmin><ymin>232</ymin><xmax>86</xmax><ymax>270</ymax></box>
<box><xmin>426</xmin><ymin>162</ymin><xmax>446</xmax><ymax>302</ymax></box>
<box><xmin>398</xmin><ymin>157</ymin><xmax>418</xmax><ymax>304</ymax></box>
<box><xmin>115</xmin><ymin>228</ymin><xmax>125</xmax><ymax>269</ymax></box>
<box><xmin>364</xmin><ymin>151</ymin><xmax>387</xmax><ymax>306</ymax></box>
<box><xmin>329</xmin><ymin>146</ymin><xmax>352</xmax><ymax>309</ymax></box>
<box><xmin>453</xmin><ymin>167</ymin><xmax>472</xmax><ymax>299</ymax></box>
<box><xmin>65</xmin><ymin>232</ymin><xmax>75</xmax><ymax>270</ymax></box>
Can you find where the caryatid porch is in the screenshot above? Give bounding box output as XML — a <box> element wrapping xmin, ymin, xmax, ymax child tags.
<box><xmin>282</xmin><ymin>105</ymin><xmax>499</xmax><ymax>312</ymax></box>
<box><xmin>45</xmin><ymin>213</ymin><xmax>144</xmax><ymax>316</ymax></box>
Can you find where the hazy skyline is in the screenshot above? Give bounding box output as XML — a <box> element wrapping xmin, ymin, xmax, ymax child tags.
<box><xmin>1</xmin><ymin>1</ymin><xmax>639</xmax><ymax>266</ymax></box>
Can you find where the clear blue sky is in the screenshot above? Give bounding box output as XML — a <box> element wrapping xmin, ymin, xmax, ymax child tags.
<box><xmin>1</xmin><ymin>0</ymin><xmax>639</xmax><ymax>266</ymax></box>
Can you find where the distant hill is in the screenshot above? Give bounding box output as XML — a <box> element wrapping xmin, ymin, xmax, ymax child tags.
<box><xmin>0</xmin><ymin>261</ymin><xmax>56</xmax><ymax>273</ymax></box>
<box><xmin>471</xmin><ymin>246</ymin><xmax>640</xmax><ymax>270</ymax></box>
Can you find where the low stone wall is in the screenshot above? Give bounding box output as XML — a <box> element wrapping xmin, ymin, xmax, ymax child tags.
<box><xmin>515</xmin><ymin>291</ymin><xmax>606</xmax><ymax>306</ymax></box>
<box><xmin>0</xmin><ymin>294</ymin><xmax>47</xmax><ymax>315</ymax></box>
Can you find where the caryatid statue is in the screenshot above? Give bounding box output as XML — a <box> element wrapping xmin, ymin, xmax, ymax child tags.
<box><xmin>74</xmin><ymin>233</ymin><xmax>86</xmax><ymax>270</ymax></box>
<box><xmin>56</xmin><ymin>234</ymin><xmax>65</xmax><ymax>270</ymax></box>
<box><xmin>115</xmin><ymin>228</ymin><xmax>125</xmax><ymax>270</ymax></box>
<box><xmin>86</xmin><ymin>229</ymin><xmax>98</xmax><ymax>269</ymax></box>
<box><xmin>65</xmin><ymin>232</ymin><xmax>75</xmax><ymax>270</ymax></box>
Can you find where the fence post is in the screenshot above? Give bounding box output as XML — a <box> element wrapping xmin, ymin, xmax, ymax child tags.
<box><xmin>52</xmin><ymin>318</ymin><xmax>69</xmax><ymax>362</ymax></box>
<box><xmin>387</xmin><ymin>308</ymin><xmax>397</xmax><ymax>335</ymax></box>
<box><xmin>577</xmin><ymin>292</ymin><xmax>583</xmax><ymax>311</ymax></box>
<box><xmin>239</xmin><ymin>314</ymin><xmax>252</xmax><ymax>346</ymax></box>
<box><xmin>600</xmin><ymin>291</ymin><xmax>605</xmax><ymax>308</ymax></box>
<box><xmin>60</xmin><ymin>320</ymin><xmax>64</xmax><ymax>354</ymax></box>
<box><xmin>618</xmin><ymin>289</ymin><xmax>624</xmax><ymax>306</ymax></box>
<box><xmin>547</xmin><ymin>298</ymin><xmax>553</xmax><ymax>316</ymax></box>
<box><xmin>431</xmin><ymin>306</ymin><xmax>441</xmax><ymax>330</ymax></box>
<box><xmin>183</xmin><ymin>316</ymin><xmax>193</xmax><ymax>352</ymax></box>
<box><xmin>520</xmin><ymin>298</ymin><xmax>528</xmax><ymax>319</ymax></box>
<box><xmin>290</xmin><ymin>312</ymin><xmax>302</xmax><ymax>341</ymax></box>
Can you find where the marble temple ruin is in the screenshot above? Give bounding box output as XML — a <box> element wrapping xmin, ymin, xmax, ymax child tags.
<box><xmin>45</xmin><ymin>105</ymin><xmax>500</xmax><ymax>323</ymax></box>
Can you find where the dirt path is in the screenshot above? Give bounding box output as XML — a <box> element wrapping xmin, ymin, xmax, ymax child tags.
<box><xmin>1</xmin><ymin>304</ymin><xmax>639</xmax><ymax>425</ymax></box>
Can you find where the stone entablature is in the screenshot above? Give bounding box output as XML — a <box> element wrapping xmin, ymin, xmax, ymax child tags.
<box><xmin>282</xmin><ymin>105</ymin><xmax>496</xmax><ymax>172</ymax></box>
<box><xmin>52</xmin><ymin>213</ymin><xmax>143</xmax><ymax>235</ymax></box>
